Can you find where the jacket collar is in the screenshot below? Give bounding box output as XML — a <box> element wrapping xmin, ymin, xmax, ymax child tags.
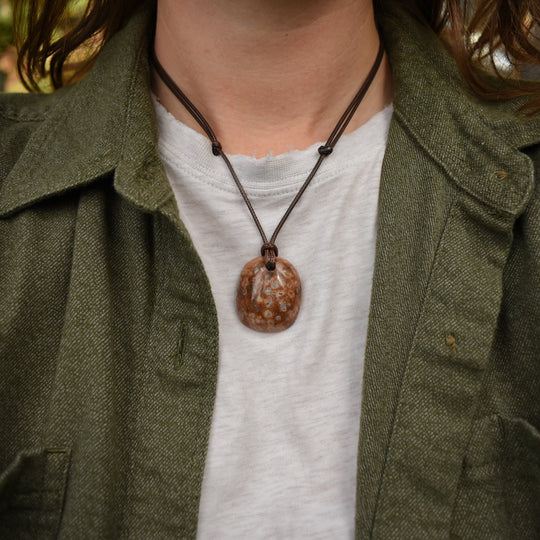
<box><xmin>378</xmin><ymin>1</ymin><xmax>540</xmax><ymax>216</ymax></box>
<box><xmin>0</xmin><ymin>2</ymin><xmax>172</xmax><ymax>217</ymax></box>
<box><xmin>1</xmin><ymin>1</ymin><xmax>539</xmax><ymax>217</ymax></box>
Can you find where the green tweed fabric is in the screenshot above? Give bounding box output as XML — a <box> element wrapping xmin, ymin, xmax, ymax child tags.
<box><xmin>1</xmin><ymin>1</ymin><xmax>539</xmax><ymax>538</ymax></box>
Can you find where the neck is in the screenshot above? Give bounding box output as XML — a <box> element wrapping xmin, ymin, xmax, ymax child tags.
<box><xmin>153</xmin><ymin>0</ymin><xmax>393</xmax><ymax>157</ymax></box>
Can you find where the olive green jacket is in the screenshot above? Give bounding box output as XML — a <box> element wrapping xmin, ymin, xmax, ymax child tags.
<box><xmin>1</xmin><ymin>2</ymin><xmax>539</xmax><ymax>539</ymax></box>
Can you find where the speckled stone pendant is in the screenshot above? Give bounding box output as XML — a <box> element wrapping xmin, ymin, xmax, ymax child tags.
<box><xmin>236</xmin><ymin>256</ymin><xmax>301</xmax><ymax>332</ymax></box>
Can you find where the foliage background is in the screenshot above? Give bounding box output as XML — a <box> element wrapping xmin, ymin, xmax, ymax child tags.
<box><xmin>0</xmin><ymin>0</ymin><xmax>87</xmax><ymax>92</ymax></box>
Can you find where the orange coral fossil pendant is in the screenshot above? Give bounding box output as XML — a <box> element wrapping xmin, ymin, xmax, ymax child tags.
<box><xmin>236</xmin><ymin>256</ymin><xmax>302</xmax><ymax>332</ymax></box>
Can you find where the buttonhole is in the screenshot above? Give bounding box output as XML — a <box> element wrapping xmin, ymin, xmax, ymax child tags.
<box><xmin>174</xmin><ymin>325</ymin><xmax>188</xmax><ymax>370</ymax></box>
<box><xmin>490</xmin><ymin>170</ymin><xmax>508</xmax><ymax>181</ymax></box>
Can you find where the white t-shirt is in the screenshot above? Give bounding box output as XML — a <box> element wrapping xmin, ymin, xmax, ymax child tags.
<box><xmin>154</xmin><ymin>97</ymin><xmax>392</xmax><ymax>539</ymax></box>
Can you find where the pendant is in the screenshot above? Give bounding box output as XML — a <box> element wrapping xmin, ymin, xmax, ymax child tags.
<box><xmin>236</xmin><ymin>256</ymin><xmax>301</xmax><ymax>333</ymax></box>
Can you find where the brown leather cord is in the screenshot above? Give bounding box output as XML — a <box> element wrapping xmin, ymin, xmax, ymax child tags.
<box><xmin>151</xmin><ymin>41</ymin><xmax>384</xmax><ymax>270</ymax></box>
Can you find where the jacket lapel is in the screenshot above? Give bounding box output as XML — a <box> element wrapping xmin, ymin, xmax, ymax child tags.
<box><xmin>356</xmin><ymin>4</ymin><xmax>540</xmax><ymax>537</ymax></box>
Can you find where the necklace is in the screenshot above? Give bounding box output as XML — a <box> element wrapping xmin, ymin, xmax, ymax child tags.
<box><xmin>151</xmin><ymin>42</ymin><xmax>384</xmax><ymax>333</ymax></box>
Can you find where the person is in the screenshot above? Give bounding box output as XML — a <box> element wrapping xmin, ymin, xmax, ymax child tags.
<box><xmin>1</xmin><ymin>0</ymin><xmax>539</xmax><ymax>537</ymax></box>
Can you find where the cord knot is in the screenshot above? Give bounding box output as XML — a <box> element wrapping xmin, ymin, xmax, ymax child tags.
<box><xmin>261</xmin><ymin>242</ymin><xmax>278</xmax><ymax>271</ymax></box>
<box><xmin>318</xmin><ymin>145</ymin><xmax>333</xmax><ymax>156</ymax></box>
<box><xmin>212</xmin><ymin>141</ymin><xmax>222</xmax><ymax>156</ymax></box>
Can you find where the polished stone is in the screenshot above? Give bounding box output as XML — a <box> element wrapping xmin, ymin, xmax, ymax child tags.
<box><xmin>236</xmin><ymin>256</ymin><xmax>301</xmax><ymax>332</ymax></box>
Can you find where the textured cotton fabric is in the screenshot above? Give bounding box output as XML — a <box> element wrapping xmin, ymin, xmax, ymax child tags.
<box><xmin>154</xmin><ymin>99</ymin><xmax>392</xmax><ymax>538</ymax></box>
<box><xmin>1</xmin><ymin>1</ymin><xmax>540</xmax><ymax>538</ymax></box>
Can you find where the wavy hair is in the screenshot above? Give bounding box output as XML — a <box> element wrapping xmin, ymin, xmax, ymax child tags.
<box><xmin>12</xmin><ymin>0</ymin><xmax>540</xmax><ymax>109</ymax></box>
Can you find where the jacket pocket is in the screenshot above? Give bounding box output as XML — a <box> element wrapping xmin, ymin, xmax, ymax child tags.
<box><xmin>0</xmin><ymin>448</ymin><xmax>71</xmax><ymax>540</ymax></box>
<box><xmin>450</xmin><ymin>415</ymin><xmax>540</xmax><ymax>540</ymax></box>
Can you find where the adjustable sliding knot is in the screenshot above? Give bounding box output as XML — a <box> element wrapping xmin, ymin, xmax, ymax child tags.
<box><xmin>318</xmin><ymin>145</ymin><xmax>333</xmax><ymax>156</ymax></box>
<box><xmin>261</xmin><ymin>242</ymin><xmax>278</xmax><ymax>271</ymax></box>
<box><xmin>212</xmin><ymin>141</ymin><xmax>223</xmax><ymax>156</ymax></box>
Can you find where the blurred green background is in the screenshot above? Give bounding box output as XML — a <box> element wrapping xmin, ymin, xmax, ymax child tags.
<box><xmin>0</xmin><ymin>0</ymin><xmax>16</xmax><ymax>91</ymax></box>
<box><xmin>0</xmin><ymin>0</ymin><xmax>87</xmax><ymax>92</ymax></box>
